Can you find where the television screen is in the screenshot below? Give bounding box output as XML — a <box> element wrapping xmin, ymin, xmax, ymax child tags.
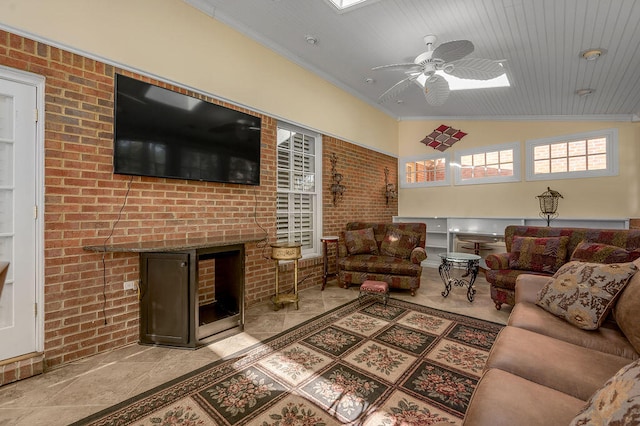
<box><xmin>114</xmin><ymin>74</ymin><xmax>261</xmax><ymax>185</ymax></box>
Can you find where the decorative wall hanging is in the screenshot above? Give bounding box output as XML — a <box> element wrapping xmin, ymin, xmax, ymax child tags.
<box><xmin>330</xmin><ymin>153</ymin><xmax>346</xmax><ymax>206</ymax></box>
<box><xmin>384</xmin><ymin>167</ymin><xmax>397</xmax><ymax>205</ymax></box>
<box><xmin>420</xmin><ymin>124</ymin><xmax>467</xmax><ymax>151</ymax></box>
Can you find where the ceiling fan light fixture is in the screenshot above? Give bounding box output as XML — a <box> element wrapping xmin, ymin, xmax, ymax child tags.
<box><xmin>580</xmin><ymin>48</ymin><xmax>606</xmax><ymax>61</ymax></box>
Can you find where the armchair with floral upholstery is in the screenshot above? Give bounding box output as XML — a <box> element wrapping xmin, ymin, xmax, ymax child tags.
<box><xmin>337</xmin><ymin>222</ymin><xmax>427</xmax><ymax>296</ymax></box>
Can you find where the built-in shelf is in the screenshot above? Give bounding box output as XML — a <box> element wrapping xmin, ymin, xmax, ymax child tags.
<box><xmin>394</xmin><ymin>216</ymin><xmax>630</xmax><ymax>268</ymax></box>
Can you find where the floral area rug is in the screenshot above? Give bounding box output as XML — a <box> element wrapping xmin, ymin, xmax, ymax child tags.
<box><xmin>73</xmin><ymin>298</ymin><xmax>503</xmax><ymax>425</ymax></box>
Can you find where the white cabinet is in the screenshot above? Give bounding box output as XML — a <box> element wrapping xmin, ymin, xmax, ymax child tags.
<box><xmin>394</xmin><ymin>216</ymin><xmax>630</xmax><ymax>268</ymax></box>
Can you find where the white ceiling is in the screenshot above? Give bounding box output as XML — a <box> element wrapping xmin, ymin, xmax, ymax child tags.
<box><xmin>186</xmin><ymin>0</ymin><xmax>640</xmax><ymax>121</ymax></box>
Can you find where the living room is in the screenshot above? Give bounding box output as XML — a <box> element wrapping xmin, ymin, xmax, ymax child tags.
<box><xmin>0</xmin><ymin>0</ymin><xmax>639</xmax><ymax>424</ymax></box>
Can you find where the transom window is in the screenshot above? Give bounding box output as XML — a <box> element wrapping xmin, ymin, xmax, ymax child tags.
<box><xmin>454</xmin><ymin>142</ymin><xmax>520</xmax><ymax>185</ymax></box>
<box><xmin>526</xmin><ymin>129</ymin><xmax>618</xmax><ymax>181</ymax></box>
<box><xmin>276</xmin><ymin>123</ymin><xmax>321</xmax><ymax>257</ymax></box>
<box><xmin>400</xmin><ymin>153</ymin><xmax>449</xmax><ymax>188</ymax></box>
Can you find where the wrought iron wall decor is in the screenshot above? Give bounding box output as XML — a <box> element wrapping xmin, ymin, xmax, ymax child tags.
<box><xmin>536</xmin><ymin>187</ymin><xmax>563</xmax><ymax>226</ymax></box>
<box><xmin>330</xmin><ymin>153</ymin><xmax>346</xmax><ymax>206</ymax></box>
<box><xmin>384</xmin><ymin>166</ymin><xmax>397</xmax><ymax>205</ymax></box>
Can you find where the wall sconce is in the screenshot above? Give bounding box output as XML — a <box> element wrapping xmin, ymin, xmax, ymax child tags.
<box><xmin>536</xmin><ymin>187</ymin><xmax>563</xmax><ymax>226</ymax></box>
<box><xmin>330</xmin><ymin>153</ymin><xmax>345</xmax><ymax>206</ymax></box>
<box><xmin>384</xmin><ymin>167</ymin><xmax>397</xmax><ymax>205</ymax></box>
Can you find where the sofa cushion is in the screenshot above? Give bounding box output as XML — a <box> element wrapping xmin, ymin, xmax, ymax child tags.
<box><xmin>464</xmin><ymin>368</ymin><xmax>585</xmax><ymax>426</ymax></box>
<box><xmin>380</xmin><ymin>227</ymin><xmax>420</xmax><ymax>259</ymax></box>
<box><xmin>613</xmin><ymin>258</ymin><xmax>640</xmax><ymax>353</ymax></box>
<box><xmin>570</xmin><ymin>358</ymin><xmax>640</xmax><ymax>426</ymax></box>
<box><xmin>338</xmin><ymin>254</ymin><xmax>422</xmax><ymax>276</ymax></box>
<box><xmin>508</xmin><ymin>302</ymin><xmax>639</xmax><ymax>360</ymax></box>
<box><xmin>536</xmin><ymin>261</ymin><xmax>637</xmax><ymax>330</ymax></box>
<box><xmin>344</xmin><ymin>227</ymin><xmax>378</xmax><ymax>255</ymax></box>
<box><xmin>485</xmin><ymin>269</ymin><xmax>550</xmax><ymax>291</ymax></box>
<box><xmin>486</xmin><ymin>326</ymin><xmax>632</xmax><ymax>401</ymax></box>
<box><xmin>508</xmin><ymin>236</ymin><xmax>569</xmax><ymax>274</ymax></box>
<box><xmin>571</xmin><ymin>240</ymin><xmax>640</xmax><ymax>264</ymax></box>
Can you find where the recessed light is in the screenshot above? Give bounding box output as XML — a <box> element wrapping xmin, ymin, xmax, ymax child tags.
<box><xmin>579</xmin><ymin>48</ymin><xmax>606</xmax><ymax>61</ymax></box>
<box><xmin>575</xmin><ymin>88</ymin><xmax>594</xmax><ymax>97</ymax></box>
<box><xmin>305</xmin><ymin>35</ymin><xmax>318</xmax><ymax>45</ymax></box>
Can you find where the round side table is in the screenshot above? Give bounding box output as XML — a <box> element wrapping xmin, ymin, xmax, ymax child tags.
<box><xmin>438</xmin><ymin>252</ymin><xmax>481</xmax><ymax>302</ymax></box>
<box><xmin>271</xmin><ymin>243</ymin><xmax>302</xmax><ymax>310</ymax></box>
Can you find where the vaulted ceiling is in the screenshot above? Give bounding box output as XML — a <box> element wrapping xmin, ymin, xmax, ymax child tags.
<box><xmin>186</xmin><ymin>0</ymin><xmax>640</xmax><ymax>121</ymax></box>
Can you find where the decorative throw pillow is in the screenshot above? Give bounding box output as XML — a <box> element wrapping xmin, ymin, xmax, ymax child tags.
<box><xmin>571</xmin><ymin>240</ymin><xmax>640</xmax><ymax>264</ymax></box>
<box><xmin>570</xmin><ymin>358</ymin><xmax>640</xmax><ymax>426</ymax></box>
<box><xmin>344</xmin><ymin>228</ymin><xmax>378</xmax><ymax>255</ymax></box>
<box><xmin>508</xmin><ymin>236</ymin><xmax>569</xmax><ymax>273</ymax></box>
<box><xmin>536</xmin><ymin>261</ymin><xmax>638</xmax><ymax>330</ymax></box>
<box><xmin>380</xmin><ymin>227</ymin><xmax>420</xmax><ymax>259</ymax></box>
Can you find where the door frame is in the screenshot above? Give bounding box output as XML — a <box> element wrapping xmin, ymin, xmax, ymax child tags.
<box><xmin>0</xmin><ymin>65</ymin><xmax>45</xmax><ymax>354</ymax></box>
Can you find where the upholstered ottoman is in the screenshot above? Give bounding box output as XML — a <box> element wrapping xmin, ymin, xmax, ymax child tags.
<box><xmin>359</xmin><ymin>280</ymin><xmax>389</xmax><ymax>305</ymax></box>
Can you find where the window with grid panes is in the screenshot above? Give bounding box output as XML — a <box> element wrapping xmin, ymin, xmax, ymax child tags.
<box><xmin>399</xmin><ymin>153</ymin><xmax>450</xmax><ymax>188</ymax></box>
<box><xmin>454</xmin><ymin>141</ymin><xmax>520</xmax><ymax>185</ymax></box>
<box><xmin>526</xmin><ymin>129</ymin><xmax>618</xmax><ymax>181</ymax></box>
<box><xmin>276</xmin><ymin>123</ymin><xmax>321</xmax><ymax>256</ymax></box>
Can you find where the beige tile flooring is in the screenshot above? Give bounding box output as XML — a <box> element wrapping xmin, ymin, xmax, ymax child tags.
<box><xmin>0</xmin><ymin>268</ymin><xmax>511</xmax><ymax>426</ymax></box>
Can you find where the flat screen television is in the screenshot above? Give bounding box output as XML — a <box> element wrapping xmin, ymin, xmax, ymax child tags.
<box><xmin>113</xmin><ymin>74</ymin><xmax>261</xmax><ymax>185</ymax></box>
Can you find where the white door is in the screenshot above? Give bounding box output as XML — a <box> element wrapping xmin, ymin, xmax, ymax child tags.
<box><xmin>0</xmin><ymin>75</ymin><xmax>38</xmax><ymax>359</ymax></box>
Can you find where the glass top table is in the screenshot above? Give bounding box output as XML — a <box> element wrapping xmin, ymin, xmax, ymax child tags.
<box><xmin>437</xmin><ymin>252</ymin><xmax>482</xmax><ymax>302</ymax></box>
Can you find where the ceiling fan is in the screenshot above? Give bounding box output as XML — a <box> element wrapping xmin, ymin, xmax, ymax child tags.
<box><xmin>373</xmin><ymin>35</ymin><xmax>506</xmax><ymax>106</ymax></box>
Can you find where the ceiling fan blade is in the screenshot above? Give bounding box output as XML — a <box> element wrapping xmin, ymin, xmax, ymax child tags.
<box><xmin>377</xmin><ymin>75</ymin><xmax>418</xmax><ymax>103</ymax></box>
<box><xmin>432</xmin><ymin>39</ymin><xmax>474</xmax><ymax>63</ymax></box>
<box><xmin>372</xmin><ymin>63</ymin><xmax>422</xmax><ymax>72</ymax></box>
<box><xmin>445</xmin><ymin>58</ymin><xmax>506</xmax><ymax>80</ymax></box>
<box><xmin>424</xmin><ymin>74</ymin><xmax>450</xmax><ymax>106</ymax></box>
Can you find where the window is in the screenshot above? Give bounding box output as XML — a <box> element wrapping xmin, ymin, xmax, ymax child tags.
<box><xmin>454</xmin><ymin>142</ymin><xmax>520</xmax><ymax>185</ymax></box>
<box><xmin>276</xmin><ymin>123</ymin><xmax>322</xmax><ymax>257</ymax></box>
<box><xmin>400</xmin><ymin>153</ymin><xmax>450</xmax><ymax>188</ymax></box>
<box><xmin>526</xmin><ymin>129</ymin><xmax>618</xmax><ymax>181</ymax></box>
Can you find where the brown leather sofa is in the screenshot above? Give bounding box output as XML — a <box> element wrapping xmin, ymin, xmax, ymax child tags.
<box><xmin>485</xmin><ymin>225</ymin><xmax>640</xmax><ymax>310</ymax></box>
<box><xmin>464</xmin><ymin>258</ymin><xmax>640</xmax><ymax>425</ymax></box>
<box><xmin>337</xmin><ymin>222</ymin><xmax>427</xmax><ymax>296</ymax></box>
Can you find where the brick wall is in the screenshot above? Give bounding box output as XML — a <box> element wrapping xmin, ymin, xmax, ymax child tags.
<box><xmin>0</xmin><ymin>30</ymin><xmax>398</xmax><ymax>378</ymax></box>
<box><xmin>323</xmin><ymin>136</ymin><xmax>398</xmax><ymax>237</ymax></box>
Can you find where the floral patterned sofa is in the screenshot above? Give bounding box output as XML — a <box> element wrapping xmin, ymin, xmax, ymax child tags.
<box><xmin>337</xmin><ymin>222</ymin><xmax>427</xmax><ymax>296</ymax></box>
<box><xmin>485</xmin><ymin>225</ymin><xmax>640</xmax><ymax>310</ymax></box>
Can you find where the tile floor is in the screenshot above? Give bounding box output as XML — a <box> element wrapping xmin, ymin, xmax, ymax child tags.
<box><xmin>0</xmin><ymin>268</ymin><xmax>511</xmax><ymax>425</ymax></box>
